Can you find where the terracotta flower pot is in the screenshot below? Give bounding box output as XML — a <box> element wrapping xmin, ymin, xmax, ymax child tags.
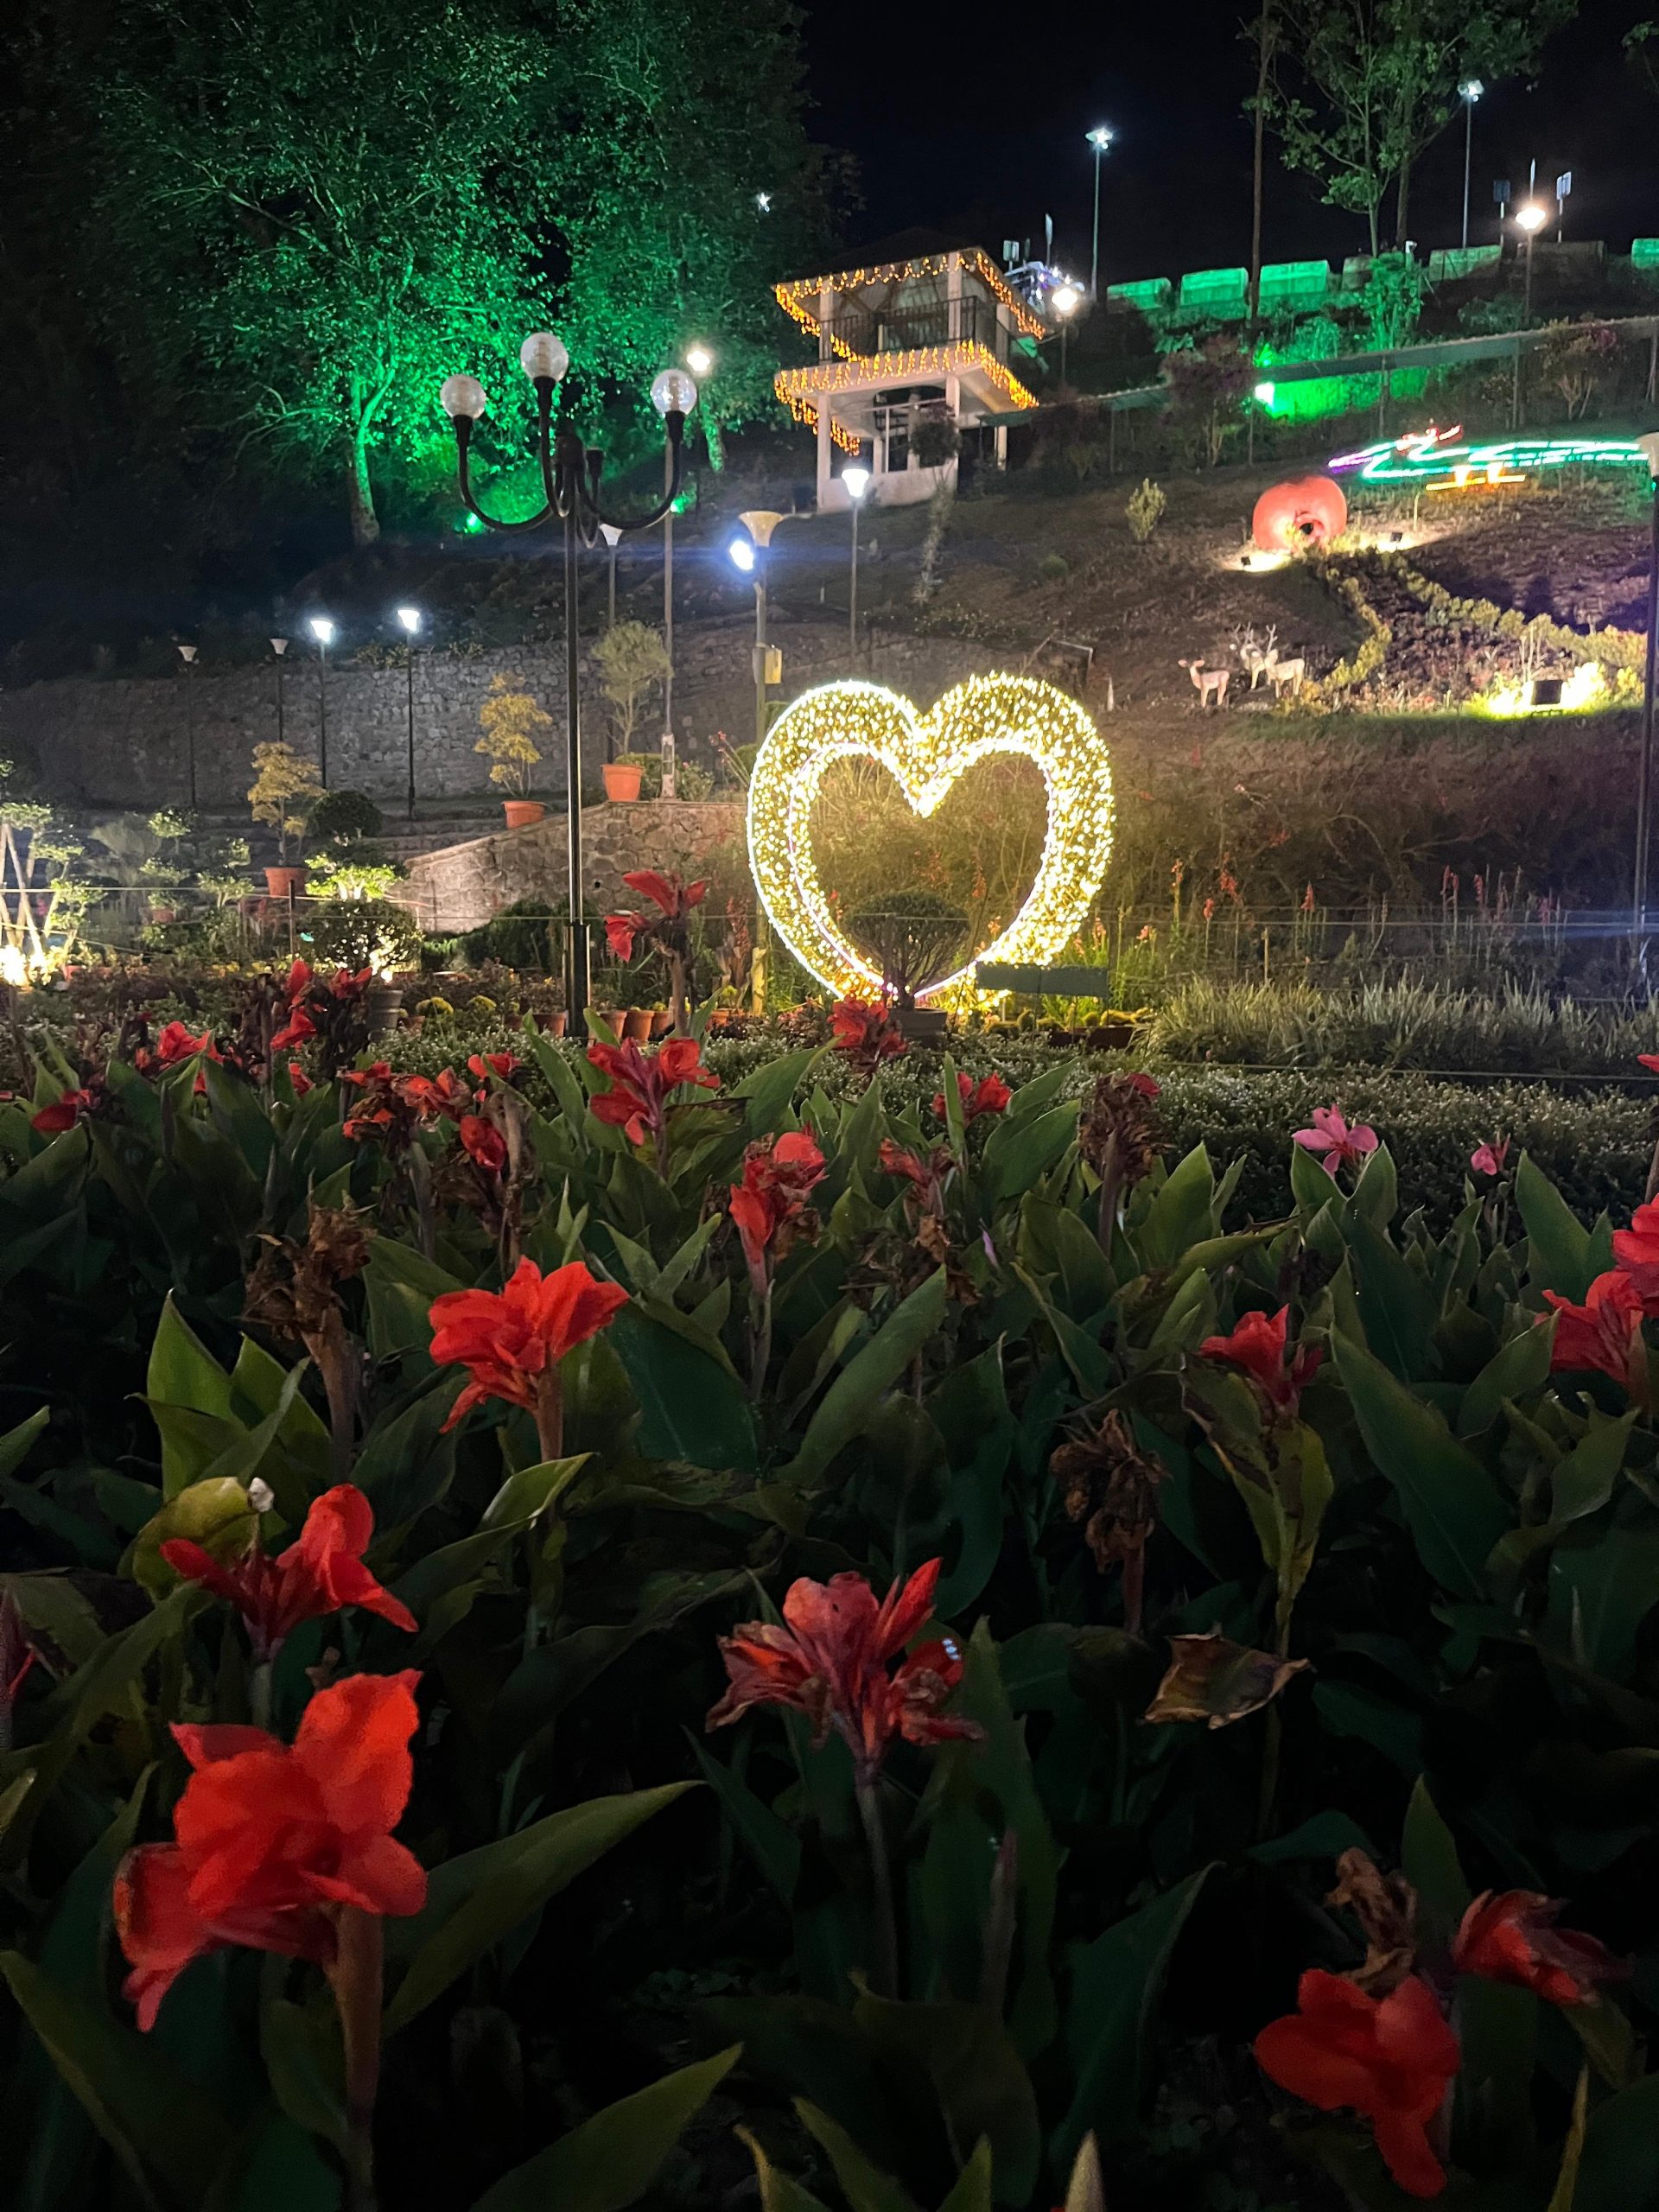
<box><xmin>264</xmin><ymin>865</ymin><xmax>307</xmax><ymax>899</ymax></box>
<box><xmin>650</xmin><ymin>1009</ymin><xmax>673</xmax><ymax>1038</ymax></box>
<box><xmin>147</xmin><ymin>906</ymin><xmax>176</xmax><ymax>927</ymax></box>
<box><xmin>602</xmin><ymin>761</ymin><xmax>643</xmax><ymax>803</ymax></box>
<box><xmin>502</xmin><ymin>799</ymin><xmax>546</xmax><ymax>830</ymax></box>
<box><xmin>622</xmin><ymin>1007</ymin><xmax>653</xmax><ymax>1043</ymax></box>
<box><xmin>544</xmin><ymin>1010</ymin><xmax>569</xmax><ymax>1038</ymax></box>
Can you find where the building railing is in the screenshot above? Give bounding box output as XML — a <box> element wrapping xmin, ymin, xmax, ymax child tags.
<box><xmin>821</xmin><ymin>296</ymin><xmax>1006</xmax><ymax>362</ymax></box>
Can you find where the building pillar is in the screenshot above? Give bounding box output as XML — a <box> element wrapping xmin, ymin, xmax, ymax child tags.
<box><xmin>816</xmin><ymin>402</ymin><xmax>832</xmax><ymax>503</ymax></box>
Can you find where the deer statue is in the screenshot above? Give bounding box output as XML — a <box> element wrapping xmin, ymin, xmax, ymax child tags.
<box><xmin>1268</xmin><ymin>655</ymin><xmax>1306</xmax><ymax>697</ymax></box>
<box><xmin>1179</xmin><ymin>658</ymin><xmax>1230</xmax><ymax>710</ymax></box>
<box><xmin>1239</xmin><ymin>623</ymin><xmax>1279</xmax><ymax>689</ymax></box>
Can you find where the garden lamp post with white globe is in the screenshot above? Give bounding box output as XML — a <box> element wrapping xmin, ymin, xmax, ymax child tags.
<box><xmin>842</xmin><ymin>464</ymin><xmax>871</xmax><ymax>655</ymax></box>
<box><xmin>395</xmin><ymin>606</ymin><xmax>422</xmax><ymax>821</ymax></box>
<box><xmin>308</xmin><ymin>615</ymin><xmax>335</xmax><ymax>787</ymax></box>
<box><xmin>438</xmin><ymin>336</ymin><xmax>696</xmax><ymax>1020</ymax></box>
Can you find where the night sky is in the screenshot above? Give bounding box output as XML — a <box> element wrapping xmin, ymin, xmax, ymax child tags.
<box><xmin>802</xmin><ymin>0</ymin><xmax>1654</xmax><ymax>284</ymax></box>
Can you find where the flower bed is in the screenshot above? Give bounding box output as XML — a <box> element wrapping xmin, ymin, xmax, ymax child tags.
<box><xmin>1</xmin><ymin>974</ymin><xmax>1658</xmax><ymax>2209</ymax></box>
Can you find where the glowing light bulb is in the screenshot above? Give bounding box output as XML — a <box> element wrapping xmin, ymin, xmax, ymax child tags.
<box><xmin>518</xmin><ymin>332</ymin><xmax>569</xmax><ymax>384</ymax></box>
<box><xmin>439</xmin><ymin>374</ymin><xmax>487</xmax><ymax>421</ymax></box>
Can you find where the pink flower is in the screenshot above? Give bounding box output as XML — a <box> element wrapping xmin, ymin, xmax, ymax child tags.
<box><xmin>1469</xmin><ymin>1137</ymin><xmax>1510</xmax><ymax>1179</ymax></box>
<box><xmin>1294</xmin><ymin>1105</ymin><xmax>1378</xmax><ymax>1179</ymax></box>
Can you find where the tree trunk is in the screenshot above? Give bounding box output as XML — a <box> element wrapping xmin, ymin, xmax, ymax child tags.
<box><xmin>346</xmin><ymin>433</ymin><xmax>380</xmax><ymax>547</ymax></box>
<box><xmin>1249</xmin><ymin>0</ymin><xmax>1274</xmax><ymax>319</ymax></box>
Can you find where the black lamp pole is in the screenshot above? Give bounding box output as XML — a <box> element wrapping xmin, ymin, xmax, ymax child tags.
<box><xmin>441</xmin><ymin>340</ymin><xmax>693</xmax><ymax>1026</ymax></box>
<box><xmin>1635</xmin><ymin>435</ymin><xmax>1659</xmax><ymax>963</ymax></box>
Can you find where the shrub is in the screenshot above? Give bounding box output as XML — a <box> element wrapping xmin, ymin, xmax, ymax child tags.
<box><xmin>459</xmin><ymin>894</ymin><xmax>562</xmax><ymax>970</ymax></box>
<box><xmin>310</xmin><ymin>787</ymin><xmax>385</xmax><ymax>843</ymax></box>
<box><xmin>1038</xmin><ymin>551</ymin><xmax>1071</xmax><ymax>582</ymax></box>
<box><xmin>303</xmin><ymin>894</ymin><xmax>422</xmax><ymax>971</ymax></box>
<box><xmin>246</xmin><ymin>740</ymin><xmax>323</xmax><ymax>861</ymax></box>
<box><xmin>593</xmin><ymin>621</ymin><xmax>671</xmax><ymax>754</ymax></box>
<box><xmin>475</xmin><ymin>673</ymin><xmax>550</xmax><ymax>796</ymax></box>
<box><xmin>1125</xmin><ymin>477</ymin><xmax>1167</xmax><ymax>543</ymax></box>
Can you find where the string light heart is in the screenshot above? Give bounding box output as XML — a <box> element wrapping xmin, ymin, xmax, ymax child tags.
<box><xmin>747</xmin><ymin>675</ymin><xmax>1115</xmax><ymax>1005</ymax></box>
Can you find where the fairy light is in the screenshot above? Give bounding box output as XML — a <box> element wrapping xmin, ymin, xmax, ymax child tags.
<box><xmin>775</xmin><ymin>249</ymin><xmax>1047</xmax><ymax>346</ymax></box>
<box><xmin>773</xmin><ymin>342</ymin><xmax>1039</xmax><ymax>447</ymax></box>
<box><xmin>746</xmin><ymin>675</ymin><xmax>1115</xmax><ymax>1007</ymax></box>
<box><xmin>1330</xmin><ymin>429</ymin><xmax>1650</xmax><ymax>489</ymax></box>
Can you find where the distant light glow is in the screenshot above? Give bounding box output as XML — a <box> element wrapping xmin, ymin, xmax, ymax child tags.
<box><xmin>1254</xmin><ymin>380</ymin><xmax>1275</xmax><ymax>405</ymax></box>
<box><xmin>728</xmin><ymin>536</ymin><xmax>756</xmax><ymax>573</ymax></box>
<box><xmin>395</xmin><ymin>606</ymin><xmax>422</xmax><ymax>635</ymax></box>
<box><xmin>1052</xmin><ymin>283</ymin><xmax>1082</xmax><ymax>317</ymax></box>
<box><xmin>755</xmin><ymin>191</ymin><xmax>772</xmax><ymax>212</ymax></box>
<box><xmin>1514</xmin><ymin>201</ymin><xmax>1549</xmax><ymax>234</ymax></box>
<box><xmin>684</xmin><ymin>344</ymin><xmax>715</xmax><ymax>377</ymax></box>
<box><xmin>1460</xmin><ymin>78</ymin><xmax>1484</xmax><ymax>100</ymax></box>
<box><xmin>1087</xmin><ymin>125</ymin><xmax>1115</xmax><ymax>149</ymax></box>
<box><xmin>308</xmin><ymin>616</ymin><xmax>335</xmax><ymax>645</ymax></box>
<box><xmin>842</xmin><ymin>465</ymin><xmax>872</xmax><ymax>501</ymax></box>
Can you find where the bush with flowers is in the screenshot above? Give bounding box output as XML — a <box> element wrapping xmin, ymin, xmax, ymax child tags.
<box><xmin>5</xmin><ymin>938</ymin><xmax>1659</xmax><ymax>2208</ymax></box>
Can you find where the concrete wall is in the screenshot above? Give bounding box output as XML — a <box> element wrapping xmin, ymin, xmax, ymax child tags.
<box><xmin>395</xmin><ymin>799</ymin><xmax>748</xmax><ymax>934</ymax></box>
<box><xmin>0</xmin><ymin>616</ymin><xmax>1000</xmax><ymax>814</ymax></box>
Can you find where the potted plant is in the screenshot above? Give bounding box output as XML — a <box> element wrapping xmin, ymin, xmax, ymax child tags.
<box><xmin>247</xmin><ymin>741</ymin><xmax>324</xmax><ymax>897</ymax></box>
<box><xmin>848</xmin><ymin>888</ymin><xmax>969</xmax><ymax>1039</ymax></box>
<box><xmin>475</xmin><ymin>675</ymin><xmax>551</xmax><ymax>827</ymax></box>
<box><xmin>593</xmin><ymin>622</ymin><xmax>671</xmax><ymax>798</ymax></box>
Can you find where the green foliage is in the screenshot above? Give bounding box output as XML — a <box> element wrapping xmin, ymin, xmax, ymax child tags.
<box><xmin>1123</xmin><ymin>479</ymin><xmax>1166</xmax><ymax>544</ymax></box>
<box><xmin>310</xmin><ymin>789</ymin><xmax>385</xmax><ymax>845</ymax></box>
<box><xmin>302</xmin><ymin>896</ymin><xmax>422</xmax><ymax>971</ymax></box>
<box><xmin>248</xmin><ymin>741</ymin><xmax>325</xmax><ymax>862</ymax></box>
<box><xmin>475</xmin><ymin>675</ymin><xmax>550</xmax><ymax>796</ymax></box>
<box><xmin>593</xmin><ymin>624</ymin><xmax>671</xmax><ymax>755</ymax></box>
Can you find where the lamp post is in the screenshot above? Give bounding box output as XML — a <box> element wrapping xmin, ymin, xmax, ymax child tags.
<box><xmin>1459</xmin><ymin>81</ymin><xmax>1483</xmax><ymax>251</ymax></box>
<box><xmin>270</xmin><ymin>637</ymin><xmax>289</xmax><ymax>749</ymax></box>
<box><xmin>176</xmin><ymin>644</ymin><xmax>199</xmax><ymax>809</ymax></box>
<box><xmin>1515</xmin><ymin>200</ymin><xmax>1548</xmax><ymax>329</ymax></box>
<box><xmin>599</xmin><ymin>524</ymin><xmax>621</xmax><ymax>632</ymax></box>
<box><xmin>1634</xmin><ymin>432</ymin><xmax>1659</xmax><ymax>962</ymax></box>
<box><xmin>1051</xmin><ymin>281</ymin><xmax>1082</xmax><ymax>387</ymax></box>
<box><xmin>395</xmin><ymin>606</ymin><xmax>422</xmax><ymax>820</ymax></box>
<box><xmin>308</xmin><ymin>615</ymin><xmax>335</xmax><ymax>787</ymax></box>
<box><xmin>439</xmin><ymin>336</ymin><xmax>693</xmax><ymax>1024</ymax></box>
<box><xmin>1086</xmin><ymin>125</ymin><xmax>1113</xmax><ymax>301</ymax></box>
<box><xmin>842</xmin><ymin>464</ymin><xmax>871</xmax><ymax>658</ymax></box>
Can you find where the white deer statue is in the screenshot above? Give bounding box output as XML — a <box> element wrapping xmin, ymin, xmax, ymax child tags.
<box><xmin>1268</xmin><ymin>656</ymin><xmax>1306</xmax><ymax>696</ymax></box>
<box><xmin>1179</xmin><ymin>658</ymin><xmax>1230</xmax><ymax>710</ymax></box>
<box><xmin>1240</xmin><ymin>623</ymin><xmax>1279</xmax><ymax>689</ymax></box>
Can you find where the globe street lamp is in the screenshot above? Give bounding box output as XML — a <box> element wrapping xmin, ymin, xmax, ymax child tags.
<box><xmin>1514</xmin><ymin>200</ymin><xmax>1548</xmax><ymax>329</ymax></box>
<box><xmin>395</xmin><ymin>606</ymin><xmax>422</xmax><ymax>820</ymax></box>
<box><xmin>1051</xmin><ymin>281</ymin><xmax>1082</xmax><ymax>386</ymax></box>
<box><xmin>439</xmin><ymin>336</ymin><xmax>693</xmax><ymax>1021</ymax></box>
<box><xmin>308</xmin><ymin>615</ymin><xmax>335</xmax><ymax>787</ymax></box>
<box><xmin>842</xmin><ymin>463</ymin><xmax>871</xmax><ymax>656</ymax></box>
<box><xmin>1085</xmin><ymin>126</ymin><xmax>1114</xmax><ymax>301</ymax></box>
<box><xmin>1459</xmin><ymin>81</ymin><xmax>1484</xmax><ymax>251</ymax></box>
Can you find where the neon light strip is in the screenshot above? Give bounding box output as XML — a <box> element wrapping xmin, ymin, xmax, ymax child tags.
<box><xmin>1331</xmin><ymin>433</ymin><xmax>1648</xmax><ymax>483</ymax></box>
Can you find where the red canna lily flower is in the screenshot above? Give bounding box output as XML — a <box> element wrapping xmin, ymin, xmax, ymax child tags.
<box><xmin>728</xmin><ymin>1130</ymin><xmax>825</xmax><ymax>1294</ymax></box>
<box><xmin>1452</xmin><ymin>1890</ymin><xmax>1626</xmax><ymax>2009</ymax></box>
<box><xmin>398</xmin><ymin>1067</ymin><xmax>469</xmax><ymax>1122</ymax></box>
<box><xmin>340</xmin><ymin>1062</ymin><xmax>406</xmax><ymax>1144</ymax></box>
<box><xmin>1469</xmin><ymin>1136</ymin><xmax>1510</xmax><ymax>1179</ymax></box>
<box><xmin>1199</xmin><ymin>1306</ymin><xmax>1323</xmax><ymax>1421</ymax></box>
<box><xmin>467</xmin><ymin>1051</ymin><xmax>521</xmax><ymax>1087</ymax></box>
<box><xmin>1542</xmin><ymin>1269</ymin><xmax>1650</xmax><ymax>1406</ymax></box>
<box><xmin>588</xmin><ymin>1034</ymin><xmax>718</xmax><ymax>1160</ymax></box>
<box><xmin>1255</xmin><ymin>1970</ymin><xmax>1459</xmax><ymax>2199</ymax></box>
<box><xmin>429</xmin><ymin>1255</ymin><xmax>627</xmax><ymax>1459</ymax></box>
<box><xmin>160</xmin><ymin>1484</ymin><xmax>416</xmax><ymax>1660</ymax></box>
<box><xmin>114</xmin><ymin>1670</ymin><xmax>426</xmax><ymax>2030</ymax></box>
<box><xmin>155</xmin><ymin>1020</ymin><xmax>219</xmax><ymax>1067</ymax></box>
<box><xmin>31</xmin><ymin>1086</ymin><xmax>96</xmax><ymax>1134</ymax></box>
<box><xmin>878</xmin><ymin>1138</ymin><xmax>955</xmax><ymax>1219</ymax></box>
<box><xmin>458</xmin><ymin>1114</ymin><xmax>506</xmax><ymax>1173</ymax></box>
<box><xmin>830</xmin><ymin>996</ymin><xmax>907</xmax><ymax>1071</ymax></box>
<box><xmin>1294</xmin><ymin>1104</ymin><xmax>1379</xmax><ymax>1179</ymax></box>
<box><xmin>707</xmin><ymin>1558</ymin><xmax>983</xmax><ymax>1788</ymax></box>
<box><xmin>604</xmin><ymin>870</ymin><xmax>708</xmax><ymax>963</ymax></box>
<box><xmin>1639</xmin><ymin>1053</ymin><xmax>1659</xmax><ymax>1074</ymax></box>
<box><xmin>287</xmin><ymin>1062</ymin><xmax>314</xmax><ymax>1097</ymax></box>
<box><xmin>932</xmin><ymin>1070</ymin><xmax>1013</xmax><ymax>1123</ymax></box>
<box><xmin>270</xmin><ymin>1004</ymin><xmax>316</xmax><ymax>1053</ymax></box>
<box><xmin>1611</xmin><ymin>1199</ymin><xmax>1659</xmax><ymax>1308</ymax></box>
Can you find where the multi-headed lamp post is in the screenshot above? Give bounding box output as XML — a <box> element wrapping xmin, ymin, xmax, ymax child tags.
<box><xmin>439</xmin><ymin>335</ymin><xmax>696</xmax><ymax>1021</ymax></box>
<box><xmin>1085</xmin><ymin>126</ymin><xmax>1114</xmax><ymax>301</ymax></box>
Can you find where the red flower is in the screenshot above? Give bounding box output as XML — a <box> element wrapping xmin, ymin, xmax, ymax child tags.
<box><xmin>1255</xmin><ymin>1971</ymin><xmax>1458</xmax><ymax>2197</ymax></box>
<box><xmin>428</xmin><ymin>1256</ymin><xmax>628</xmax><ymax>1451</ymax></box>
<box><xmin>1469</xmin><ymin>1136</ymin><xmax>1510</xmax><ymax>1179</ymax></box>
<box><xmin>1199</xmin><ymin>1306</ymin><xmax>1323</xmax><ymax>1420</ymax></box>
<box><xmin>1452</xmin><ymin>1891</ymin><xmax>1626</xmax><ymax>2009</ymax></box>
<box><xmin>1542</xmin><ymin>1269</ymin><xmax>1649</xmax><ymax>1404</ymax></box>
<box><xmin>114</xmin><ymin>1671</ymin><xmax>426</xmax><ymax>2031</ymax></box>
<box><xmin>932</xmin><ymin>1070</ymin><xmax>1013</xmax><ymax>1123</ymax></box>
<box><xmin>830</xmin><ymin>997</ymin><xmax>907</xmax><ymax>1070</ymax></box>
<box><xmin>728</xmin><ymin>1129</ymin><xmax>825</xmax><ymax>1291</ymax></box>
<box><xmin>1611</xmin><ymin>1198</ymin><xmax>1659</xmax><ymax>1307</ymax></box>
<box><xmin>399</xmin><ymin>1068</ymin><xmax>469</xmax><ymax>1122</ymax></box>
<box><xmin>1639</xmin><ymin>1053</ymin><xmax>1659</xmax><ymax>1074</ymax></box>
<box><xmin>458</xmin><ymin>1114</ymin><xmax>506</xmax><ymax>1173</ymax></box>
<box><xmin>328</xmin><ymin>967</ymin><xmax>373</xmax><ymax>1001</ymax></box>
<box><xmin>706</xmin><ymin>1559</ymin><xmax>983</xmax><ymax>1787</ymax></box>
<box><xmin>604</xmin><ymin>871</ymin><xmax>708</xmax><ymax>963</ymax></box>
<box><xmin>31</xmin><ymin>1086</ymin><xmax>96</xmax><ymax>1134</ymax></box>
<box><xmin>287</xmin><ymin>1062</ymin><xmax>314</xmax><ymax>1097</ymax></box>
<box><xmin>878</xmin><ymin>1138</ymin><xmax>955</xmax><ymax>1218</ymax></box>
<box><xmin>1294</xmin><ymin>1105</ymin><xmax>1379</xmax><ymax>1179</ymax></box>
<box><xmin>588</xmin><ymin>1034</ymin><xmax>718</xmax><ymax>1151</ymax></box>
<box><xmin>1125</xmin><ymin>1071</ymin><xmax>1160</xmax><ymax>1098</ymax></box>
<box><xmin>467</xmin><ymin>1052</ymin><xmax>521</xmax><ymax>1086</ymax></box>
<box><xmin>270</xmin><ymin>1005</ymin><xmax>316</xmax><ymax>1053</ymax></box>
<box><xmin>340</xmin><ymin>1062</ymin><xmax>404</xmax><ymax>1143</ymax></box>
<box><xmin>156</xmin><ymin>1020</ymin><xmax>219</xmax><ymax>1067</ymax></box>
<box><xmin>160</xmin><ymin>1484</ymin><xmax>416</xmax><ymax>1660</ymax></box>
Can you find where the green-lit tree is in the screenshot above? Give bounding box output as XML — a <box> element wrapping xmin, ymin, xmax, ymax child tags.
<box><xmin>94</xmin><ymin>0</ymin><xmax>559</xmax><ymax>543</ymax></box>
<box><xmin>1264</xmin><ymin>0</ymin><xmax>1575</xmax><ymax>253</ymax></box>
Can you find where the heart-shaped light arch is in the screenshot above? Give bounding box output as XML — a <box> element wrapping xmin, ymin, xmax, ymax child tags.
<box><xmin>747</xmin><ymin>674</ymin><xmax>1115</xmax><ymax>1003</ymax></box>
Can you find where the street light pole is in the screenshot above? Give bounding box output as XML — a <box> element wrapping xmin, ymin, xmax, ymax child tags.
<box><xmin>176</xmin><ymin>643</ymin><xmax>198</xmax><ymax>809</ymax></box>
<box><xmin>600</xmin><ymin>524</ymin><xmax>621</xmax><ymax>631</ymax></box>
<box><xmin>1086</xmin><ymin>126</ymin><xmax>1113</xmax><ymax>301</ymax></box>
<box><xmin>1459</xmin><ymin>81</ymin><xmax>1483</xmax><ymax>251</ymax></box>
<box><xmin>1051</xmin><ymin>282</ymin><xmax>1081</xmax><ymax>387</ymax></box>
<box><xmin>308</xmin><ymin>615</ymin><xmax>335</xmax><ymax>786</ymax></box>
<box><xmin>1635</xmin><ymin>434</ymin><xmax>1659</xmax><ymax>963</ymax></box>
<box><xmin>395</xmin><ymin>606</ymin><xmax>422</xmax><ymax>820</ymax></box>
<box><xmin>440</xmin><ymin>339</ymin><xmax>693</xmax><ymax>1027</ymax></box>
<box><xmin>842</xmin><ymin>465</ymin><xmax>870</xmax><ymax>657</ymax></box>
